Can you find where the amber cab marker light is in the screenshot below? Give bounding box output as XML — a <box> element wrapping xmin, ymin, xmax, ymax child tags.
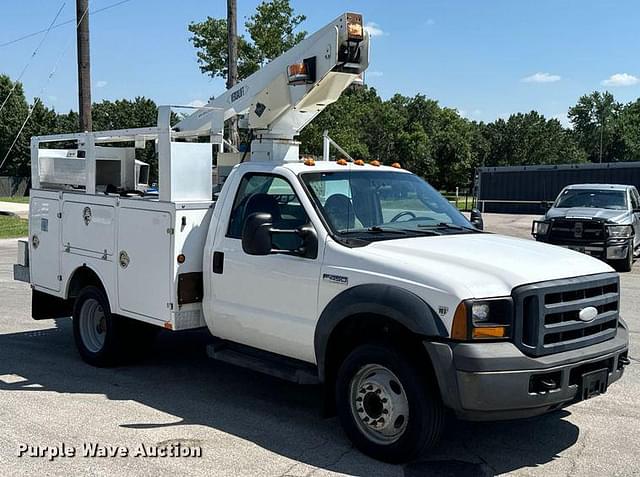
<box><xmin>472</xmin><ymin>326</ymin><xmax>507</xmax><ymax>339</ymax></box>
<box><xmin>451</xmin><ymin>302</ymin><xmax>468</xmax><ymax>340</ymax></box>
<box><xmin>370</xmin><ymin>160</ymin><xmax>381</xmax><ymax>167</ymax></box>
<box><xmin>354</xmin><ymin>159</ymin><xmax>365</xmax><ymax>166</ymax></box>
<box><xmin>391</xmin><ymin>162</ymin><xmax>402</xmax><ymax>169</ymax></box>
<box><xmin>303</xmin><ymin>158</ymin><xmax>315</xmax><ymax>166</ymax></box>
<box><xmin>336</xmin><ymin>158</ymin><xmax>348</xmax><ymax>166</ymax></box>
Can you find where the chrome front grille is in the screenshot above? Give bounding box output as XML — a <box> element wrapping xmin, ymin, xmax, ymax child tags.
<box><xmin>513</xmin><ymin>273</ymin><xmax>619</xmax><ymax>357</ymax></box>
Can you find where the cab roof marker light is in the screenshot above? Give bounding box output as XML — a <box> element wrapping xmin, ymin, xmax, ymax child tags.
<box><xmin>391</xmin><ymin>162</ymin><xmax>402</xmax><ymax>169</ymax></box>
<box><xmin>370</xmin><ymin>160</ymin><xmax>381</xmax><ymax>167</ymax></box>
<box><xmin>336</xmin><ymin>159</ymin><xmax>348</xmax><ymax>166</ymax></box>
<box><xmin>354</xmin><ymin>159</ymin><xmax>365</xmax><ymax>166</ymax></box>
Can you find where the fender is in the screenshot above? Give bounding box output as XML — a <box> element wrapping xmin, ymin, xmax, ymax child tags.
<box><xmin>314</xmin><ymin>284</ymin><xmax>448</xmax><ymax>381</ymax></box>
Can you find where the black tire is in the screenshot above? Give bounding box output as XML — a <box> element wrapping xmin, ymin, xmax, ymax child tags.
<box><xmin>72</xmin><ymin>286</ymin><xmax>123</xmax><ymax>367</ymax></box>
<box><xmin>335</xmin><ymin>343</ymin><xmax>444</xmax><ymax>463</ymax></box>
<box><xmin>611</xmin><ymin>239</ymin><xmax>634</xmax><ymax>272</ymax></box>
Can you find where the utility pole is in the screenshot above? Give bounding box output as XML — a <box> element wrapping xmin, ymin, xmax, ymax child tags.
<box><xmin>227</xmin><ymin>0</ymin><xmax>239</xmax><ymax>146</ymax></box>
<box><xmin>76</xmin><ymin>0</ymin><xmax>92</xmax><ymax>132</ymax></box>
<box><xmin>599</xmin><ymin>113</ymin><xmax>605</xmax><ymax>163</ymax></box>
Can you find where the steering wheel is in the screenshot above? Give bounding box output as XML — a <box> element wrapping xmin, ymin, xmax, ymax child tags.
<box><xmin>390</xmin><ymin>211</ymin><xmax>417</xmax><ymax>222</ymax></box>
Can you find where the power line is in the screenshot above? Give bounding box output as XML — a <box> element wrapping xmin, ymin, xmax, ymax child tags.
<box><xmin>0</xmin><ymin>5</ymin><xmax>91</xmax><ymax>173</ymax></box>
<box><xmin>0</xmin><ymin>2</ymin><xmax>66</xmax><ymax>115</ymax></box>
<box><xmin>0</xmin><ymin>0</ymin><xmax>131</xmax><ymax>49</ymax></box>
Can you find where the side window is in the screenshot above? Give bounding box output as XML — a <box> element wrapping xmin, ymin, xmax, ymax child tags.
<box><xmin>632</xmin><ymin>189</ymin><xmax>640</xmax><ymax>211</ymax></box>
<box><xmin>227</xmin><ymin>174</ymin><xmax>309</xmax><ymax>242</ymax></box>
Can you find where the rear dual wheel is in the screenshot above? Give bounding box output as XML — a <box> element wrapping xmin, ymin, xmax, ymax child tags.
<box><xmin>73</xmin><ymin>286</ymin><xmax>157</xmax><ymax>367</ymax></box>
<box><xmin>335</xmin><ymin>344</ymin><xmax>444</xmax><ymax>463</ymax></box>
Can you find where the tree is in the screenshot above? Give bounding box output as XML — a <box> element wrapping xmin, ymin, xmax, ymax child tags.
<box><xmin>568</xmin><ymin>91</ymin><xmax>624</xmax><ymax>162</ymax></box>
<box><xmin>0</xmin><ymin>75</ymin><xmax>31</xmax><ymax>176</ymax></box>
<box><xmin>188</xmin><ymin>0</ymin><xmax>306</xmax><ymax>82</ymax></box>
<box><xmin>619</xmin><ymin>99</ymin><xmax>640</xmax><ymax>161</ymax></box>
<box><xmin>245</xmin><ymin>0</ymin><xmax>306</xmax><ymax>66</ymax></box>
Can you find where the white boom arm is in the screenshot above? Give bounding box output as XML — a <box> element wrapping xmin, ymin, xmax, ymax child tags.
<box><xmin>175</xmin><ymin>12</ymin><xmax>369</xmax><ymax>162</ymax></box>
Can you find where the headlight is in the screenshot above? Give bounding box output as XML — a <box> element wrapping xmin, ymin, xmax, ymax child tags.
<box><xmin>607</xmin><ymin>225</ymin><xmax>632</xmax><ymax>239</ymax></box>
<box><xmin>451</xmin><ymin>299</ymin><xmax>513</xmax><ymax>341</ymax></box>
<box><xmin>533</xmin><ymin>220</ymin><xmax>550</xmax><ymax>236</ymax></box>
<box><xmin>471</xmin><ymin>303</ymin><xmax>490</xmax><ymax>323</ymax></box>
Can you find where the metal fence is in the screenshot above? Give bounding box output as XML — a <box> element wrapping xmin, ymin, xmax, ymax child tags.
<box><xmin>0</xmin><ymin>177</ymin><xmax>29</xmax><ymax>197</ymax></box>
<box><xmin>476</xmin><ymin>162</ymin><xmax>640</xmax><ymax>214</ymax></box>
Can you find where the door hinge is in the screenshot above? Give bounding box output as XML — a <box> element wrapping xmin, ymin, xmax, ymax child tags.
<box><xmin>166</xmin><ymin>302</ymin><xmax>174</xmax><ymax>310</ymax></box>
<box><xmin>57</xmin><ymin>275</ymin><xmax>62</xmax><ymax>281</ymax></box>
<box><xmin>57</xmin><ymin>212</ymin><xmax>62</xmax><ymax>219</ymax></box>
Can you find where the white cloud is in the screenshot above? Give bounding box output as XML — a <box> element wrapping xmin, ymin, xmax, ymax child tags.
<box><xmin>364</xmin><ymin>22</ymin><xmax>386</xmax><ymax>37</ymax></box>
<box><xmin>521</xmin><ymin>72</ymin><xmax>561</xmax><ymax>83</ymax></box>
<box><xmin>187</xmin><ymin>99</ymin><xmax>207</xmax><ymax>108</ymax></box>
<box><xmin>601</xmin><ymin>73</ymin><xmax>639</xmax><ymax>87</ymax></box>
<box><xmin>96</xmin><ymin>80</ymin><xmax>108</xmax><ymax>88</ymax></box>
<box><xmin>367</xmin><ymin>71</ymin><xmax>384</xmax><ymax>78</ymax></box>
<box><xmin>425</xmin><ymin>18</ymin><xmax>436</xmax><ymax>26</ymax></box>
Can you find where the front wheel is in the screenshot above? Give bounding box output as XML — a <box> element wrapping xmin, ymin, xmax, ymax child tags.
<box><xmin>610</xmin><ymin>239</ymin><xmax>634</xmax><ymax>272</ymax></box>
<box><xmin>73</xmin><ymin>286</ymin><xmax>123</xmax><ymax>367</ymax></box>
<box><xmin>335</xmin><ymin>344</ymin><xmax>444</xmax><ymax>463</ymax></box>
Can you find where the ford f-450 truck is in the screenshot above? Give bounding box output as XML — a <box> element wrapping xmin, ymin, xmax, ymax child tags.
<box><xmin>13</xmin><ymin>12</ymin><xmax>630</xmax><ymax>463</ymax></box>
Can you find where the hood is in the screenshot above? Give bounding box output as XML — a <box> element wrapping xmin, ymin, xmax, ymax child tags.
<box><xmin>546</xmin><ymin>207</ymin><xmax>630</xmax><ymax>223</ymax></box>
<box><xmin>361</xmin><ymin>233</ymin><xmax>613</xmax><ymax>298</ymax></box>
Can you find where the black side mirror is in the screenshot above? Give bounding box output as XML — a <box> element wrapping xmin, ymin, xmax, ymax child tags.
<box><xmin>242</xmin><ymin>213</ymin><xmax>274</xmax><ymax>255</ymax></box>
<box><xmin>242</xmin><ymin>212</ymin><xmax>319</xmax><ymax>259</ymax></box>
<box><xmin>470</xmin><ymin>208</ymin><xmax>484</xmax><ymax>230</ymax></box>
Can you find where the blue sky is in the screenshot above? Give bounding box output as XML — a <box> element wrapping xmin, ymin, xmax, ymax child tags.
<box><xmin>1</xmin><ymin>0</ymin><xmax>639</xmax><ymax>126</ymax></box>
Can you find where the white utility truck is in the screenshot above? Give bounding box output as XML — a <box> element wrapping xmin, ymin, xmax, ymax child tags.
<box><xmin>14</xmin><ymin>12</ymin><xmax>630</xmax><ymax>463</ymax></box>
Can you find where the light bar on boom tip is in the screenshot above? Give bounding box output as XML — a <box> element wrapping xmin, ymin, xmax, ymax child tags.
<box><xmin>346</xmin><ymin>13</ymin><xmax>364</xmax><ymax>41</ymax></box>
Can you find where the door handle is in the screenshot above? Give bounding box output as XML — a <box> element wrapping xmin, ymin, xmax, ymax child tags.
<box><xmin>213</xmin><ymin>251</ymin><xmax>224</xmax><ymax>274</ymax></box>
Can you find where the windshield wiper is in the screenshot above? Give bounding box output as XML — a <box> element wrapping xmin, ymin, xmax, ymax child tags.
<box><xmin>418</xmin><ymin>222</ymin><xmax>477</xmax><ymax>232</ymax></box>
<box><xmin>341</xmin><ymin>227</ymin><xmax>409</xmax><ymax>235</ymax></box>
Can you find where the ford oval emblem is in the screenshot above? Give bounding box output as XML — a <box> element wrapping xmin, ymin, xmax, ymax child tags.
<box><xmin>578</xmin><ymin>306</ymin><xmax>598</xmax><ymax>322</ymax></box>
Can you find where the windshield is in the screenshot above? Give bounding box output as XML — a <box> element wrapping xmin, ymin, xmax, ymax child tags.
<box><xmin>555</xmin><ymin>189</ymin><xmax>627</xmax><ymax>210</ymax></box>
<box><xmin>301</xmin><ymin>170</ymin><xmax>475</xmax><ymax>240</ymax></box>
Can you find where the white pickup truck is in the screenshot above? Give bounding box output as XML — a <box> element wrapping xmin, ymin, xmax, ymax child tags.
<box><xmin>13</xmin><ymin>12</ymin><xmax>630</xmax><ymax>463</ymax></box>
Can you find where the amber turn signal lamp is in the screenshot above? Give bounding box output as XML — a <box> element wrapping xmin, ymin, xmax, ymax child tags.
<box><xmin>451</xmin><ymin>302</ymin><xmax>468</xmax><ymax>340</ymax></box>
<box><xmin>177</xmin><ymin>254</ymin><xmax>186</xmax><ymax>264</ymax></box>
<box><xmin>472</xmin><ymin>326</ymin><xmax>507</xmax><ymax>339</ymax></box>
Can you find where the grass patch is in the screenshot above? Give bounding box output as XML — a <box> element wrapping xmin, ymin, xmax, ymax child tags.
<box><xmin>0</xmin><ymin>215</ymin><xmax>29</xmax><ymax>239</ymax></box>
<box><xmin>0</xmin><ymin>196</ymin><xmax>29</xmax><ymax>204</ymax></box>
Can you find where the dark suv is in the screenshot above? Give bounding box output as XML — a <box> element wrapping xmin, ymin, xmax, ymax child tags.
<box><xmin>532</xmin><ymin>184</ymin><xmax>640</xmax><ymax>272</ymax></box>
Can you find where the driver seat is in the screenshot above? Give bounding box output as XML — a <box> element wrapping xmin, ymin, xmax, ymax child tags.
<box><xmin>323</xmin><ymin>194</ymin><xmax>356</xmax><ymax>231</ymax></box>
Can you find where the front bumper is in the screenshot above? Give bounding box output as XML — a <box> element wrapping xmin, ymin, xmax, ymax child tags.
<box><xmin>424</xmin><ymin>321</ymin><xmax>629</xmax><ymax>421</ymax></box>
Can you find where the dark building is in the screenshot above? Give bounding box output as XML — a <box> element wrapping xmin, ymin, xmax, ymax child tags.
<box><xmin>476</xmin><ymin>162</ymin><xmax>640</xmax><ymax>214</ymax></box>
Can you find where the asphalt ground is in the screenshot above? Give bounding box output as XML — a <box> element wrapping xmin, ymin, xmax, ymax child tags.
<box><xmin>0</xmin><ymin>213</ymin><xmax>638</xmax><ymax>476</ymax></box>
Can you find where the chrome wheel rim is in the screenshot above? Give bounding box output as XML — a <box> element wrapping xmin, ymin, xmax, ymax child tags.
<box><xmin>349</xmin><ymin>364</ymin><xmax>409</xmax><ymax>445</ymax></box>
<box><xmin>79</xmin><ymin>298</ymin><xmax>107</xmax><ymax>353</ymax></box>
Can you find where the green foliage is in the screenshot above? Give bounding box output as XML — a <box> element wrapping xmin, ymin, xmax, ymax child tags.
<box><xmin>0</xmin><ymin>75</ymin><xmax>30</xmax><ymax>176</ymax></box>
<box><xmin>188</xmin><ymin>17</ymin><xmax>261</xmax><ymax>80</ymax></box>
<box><xmin>245</xmin><ymin>0</ymin><xmax>306</xmax><ymax>65</ymax></box>
<box><xmin>188</xmin><ymin>0</ymin><xmax>306</xmax><ymax>81</ymax></box>
<box><xmin>0</xmin><ymin>215</ymin><xmax>28</xmax><ymax>239</ymax></box>
<box><xmin>568</xmin><ymin>91</ymin><xmax>624</xmax><ymax>162</ymax></box>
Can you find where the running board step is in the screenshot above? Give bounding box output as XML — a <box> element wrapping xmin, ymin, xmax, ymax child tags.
<box><xmin>206</xmin><ymin>340</ymin><xmax>320</xmax><ymax>385</ymax></box>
